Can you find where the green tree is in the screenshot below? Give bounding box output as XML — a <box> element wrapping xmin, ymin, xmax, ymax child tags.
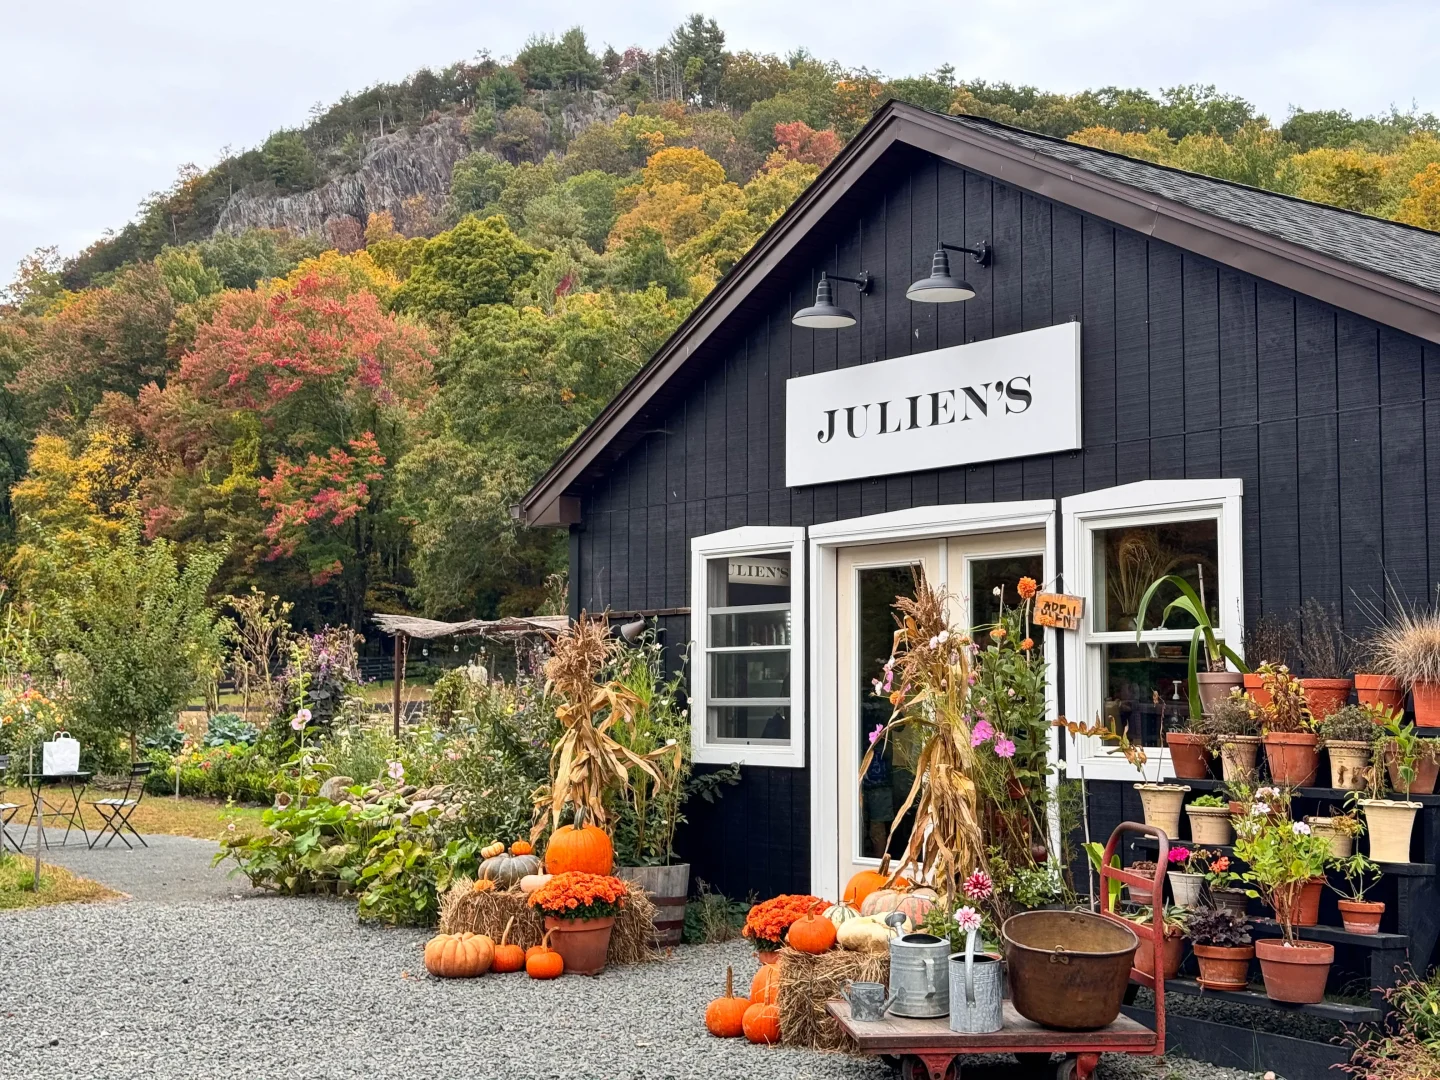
<box><xmin>668</xmin><ymin>14</ymin><xmax>727</xmax><ymax>106</ymax></box>
<box><xmin>394</xmin><ymin>215</ymin><xmax>548</xmax><ymax>319</ymax></box>
<box><xmin>608</xmin><ymin>227</ymin><xmax>689</xmax><ymax>297</ymax></box>
<box><xmin>476</xmin><ymin>69</ymin><xmax>525</xmax><ymax>112</ymax></box>
<box><xmin>261</xmin><ymin>130</ymin><xmax>320</xmax><ymax>193</ymax></box>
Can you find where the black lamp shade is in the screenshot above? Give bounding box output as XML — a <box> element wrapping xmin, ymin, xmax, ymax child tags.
<box><xmin>906</xmin><ymin>248</ymin><xmax>976</xmax><ymax>303</ymax></box>
<box><xmin>793</xmin><ymin>273</ymin><xmax>857</xmax><ymax>328</ymax></box>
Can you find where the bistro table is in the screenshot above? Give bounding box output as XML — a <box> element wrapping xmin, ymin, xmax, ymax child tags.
<box><xmin>23</xmin><ymin>771</ymin><xmax>92</xmax><ymax>850</ymax></box>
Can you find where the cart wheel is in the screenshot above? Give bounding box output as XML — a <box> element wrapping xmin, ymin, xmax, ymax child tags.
<box><xmin>900</xmin><ymin>1055</ymin><xmax>958</xmax><ymax>1080</ymax></box>
<box><xmin>1054</xmin><ymin>1058</ymin><xmax>1078</xmax><ymax>1080</ymax></box>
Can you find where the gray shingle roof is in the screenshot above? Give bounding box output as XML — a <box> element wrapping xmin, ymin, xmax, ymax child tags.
<box><xmin>943</xmin><ymin>113</ymin><xmax>1440</xmax><ymax>295</ymax></box>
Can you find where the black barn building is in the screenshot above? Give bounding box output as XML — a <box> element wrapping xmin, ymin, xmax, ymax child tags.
<box><xmin>520</xmin><ymin>102</ymin><xmax>1440</xmax><ymax>1073</ymax></box>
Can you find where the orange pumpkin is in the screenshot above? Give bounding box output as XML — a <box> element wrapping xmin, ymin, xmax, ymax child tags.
<box><xmin>750</xmin><ymin>963</ymin><xmax>780</xmax><ymax>1005</ymax></box>
<box><xmin>491</xmin><ymin>916</ymin><xmax>525</xmax><ymax>974</ymax></box>
<box><xmin>704</xmin><ymin>966</ymin><xmax>750</xmax><ymax>1037</ymax></box>
<box><xmin>786</xmin><ymin>913</ymin><xmax>837</xmax><ymax>954</ymax></box>
<box><xmin>510</xmin><ymin>840</ymin><xmax>534</xmax><ymax>856</ymax></box>
<box><xmin>842</xmin><ymin>855</ymin><xmax>910</xmax><ymax>907</ymax></box>
<box><xmin>472</xmin><ymin>878</ymin><xmax>496</xmax><ymax>894</ymax></box>
<box><xmin>544</xmin><ymin>823</ymin><xmax>614</xmax><ymax>875</ymax></box>
<box><xmin>742</xmin><ymin>1001</ymin><xmax>781</xmax><ymax>1044</ymax></box>
<box><xmin>525</xmin><ymin>930</ymin><xmax>564</xmax><ymax>979</ymax></box>
<box><xmin>423</xmin><ymin>932</ymin><xmax>494</xmax><ymax>978</ymax></box>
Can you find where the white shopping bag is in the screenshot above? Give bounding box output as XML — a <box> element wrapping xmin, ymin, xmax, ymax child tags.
<box><xmin>42</xmin><ymin>730</ymin><xmax>80</xmax><ymax>775</ymax></box>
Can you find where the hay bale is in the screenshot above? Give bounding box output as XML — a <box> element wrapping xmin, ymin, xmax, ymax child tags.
<box><xmin>438</xmin><ymin>882</ymin><xmax>658</xmax><ymax>966</ymax></box>
<box><xmin>777</xmin><ymin>947</ymin><xmax>889</xmax><ymax>1052</ymax></box>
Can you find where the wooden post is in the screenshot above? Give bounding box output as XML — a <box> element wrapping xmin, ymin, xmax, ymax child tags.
<box><xmin>393</xmin><ymin>631</ymin><xmax>404</xmax><ymax>739</ymax></box>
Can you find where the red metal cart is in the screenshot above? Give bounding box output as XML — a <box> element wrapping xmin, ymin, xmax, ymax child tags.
<box><xmin>828</xmin><ymin>822</ymin><xmax>1169</xmax><ymax>1080</ymax></box>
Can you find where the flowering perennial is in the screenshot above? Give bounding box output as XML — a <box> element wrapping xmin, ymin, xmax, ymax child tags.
<box><xmin>527</xmin><ymin>871</ymin><xmax>629</xmax><ymax>921</ymax></box>
<box><xmin>742</xmin><ymin>893</ymin><xmax>825</xmax><ymax>950</ymax></box>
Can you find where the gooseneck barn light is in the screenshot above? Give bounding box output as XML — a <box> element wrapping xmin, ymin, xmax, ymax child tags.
<box><xmin>906</xmin><ymin>241</ymin><xmax>993</xmax><ymax>303</ymax></box>
<box><xmin>792</xmin><ymin>270</ymin><xmax>871</xmax><ymax>329</ymax></box>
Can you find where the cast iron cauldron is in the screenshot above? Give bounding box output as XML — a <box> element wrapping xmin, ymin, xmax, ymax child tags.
<box><xmin>1001</xmin><ymin>910</ymin><xmax>1139</xmax><ymax>1030</ymax></box>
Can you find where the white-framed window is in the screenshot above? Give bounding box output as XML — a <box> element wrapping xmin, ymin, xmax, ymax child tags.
<box><xmin>691</xmin><ymin>526</ymin><xmax>807</xmax><ymax>767</ymax></box>
<box><xmin>1061</xmin><ymin>480</ymin><xmax>1244</xmax><ymax>781</ymax></box>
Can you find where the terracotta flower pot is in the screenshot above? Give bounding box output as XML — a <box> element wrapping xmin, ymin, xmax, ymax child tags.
<box><xmin>1135</xmin><ymin>783</ymin><xmax>1190</xmax><ymax>839</ymax></box>
<box><xmin>1413</xmin><ymin>681</ymin><xmax>1440</xmax><ymax>727</ymax></box>
<box><xmin>1359</xmin><ymin>799</ymin><xmax>1421</xmax><ymax>863</ymax></box>
<box><xmin>1165</xmin><ymin>732</ymin><xmax>1212</xmax><ymax>780</ymax></box>
<box><xmin>1186</xmin><ymin>804</ymin><xmax>1234</xmax><ymax>845</ymax></box>
<box><xmin>1210</xmin><ymin>888</ymin><xmax>1250</xmax><ymax>917</ymax></box>
<box><xmin>1256</xmin><ymin>938</ymin><xmax>1334</xmax><ymax>1004</ymax></box>
<box><xmin>543</xmin><ymin>915</ymin><xmax>615</xmax><ymax>976</ymax></box>
<box><xmin>1355</xmin><ymin>674</ymin><xmax>1403</xmax><ymax>712</ymax></box>
<box><xmin>1305</xmin><ymin>816</ymin><xmax>1354</xmax><ymax>858</ymax></box>
<box><xmin>1127</xmin><ymin>883</ymin><xmax>1155</xmax><ymax>906</ymax></box>
<box><xmin>1301</xmin><ymin>677</ymin><xmax>1352</xmax><ymax>721</ymax></box>
<box><xmin>1325</xmin><ymin>740</ymin><xmax>1372</xmax><ymax>791</ymax></box>
<box><xmin>1194</xmin><ymin>943</ymin><xmax>1254</xmax><ymax>990</ymax></box>
<box><xmin>1384</xmin><ymin>742</ymin><xmax>1440</xmax><ymax>795</ymax></box>
<box><xmin>1196</xmin><ymin>671</ymin><xmax>1244</xmax><ymax>714</ymax></box>
<box><xmin>1264</xmin><ymin>731</ymin><xmax>1320</xmax><ymax>787</ymax></box>
<box><xmin>1244</xmin><ymin>673</ymin><xmax>1272</xmax><ymax>708</ymax></box>
<box><xmin>1337</xmin><ymin>899</ymin><xmax>1385</xmax><ymax>935</ymax></box>
<box><xmin>1218</xmin><ymin>735</ymin><xmax>1262</xmax><ymax>781</ymax></box>
<box><xmin>1294</xmin><ymin>877</ymin><xmax>1325</xmax><ymax>927</ymax></box>
<box><xmin>1135</xmin><ymin>932</ymin><xmax>1184</xmax><ymax>980</ymax></box>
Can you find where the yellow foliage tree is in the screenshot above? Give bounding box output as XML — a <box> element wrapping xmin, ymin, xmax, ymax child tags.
<box><xmin>1396</xmin><ymin>162</ymin><xmax>1440</xmax><ymax>230</ymax></box>
<box><xmin>1279</xmin><ymin>147</ymin><xmax>1390</xmax><ymax>213</ymax></box>
<box><xmin>281</xmin><ymin>248</ymin><xmax>399</xmax><ymax>301</ymax></box>
<box><xmin>364</xmin><ymin>212</ymin><xmax>427</xmax><ymax>279</ymax></box>
<box><xmin>610</xmin><ymin>148</ymin><xmax>742</xmax><ymax>250</ymax></box>
<box><xmin>1067</xmin><ymin>126</ymin><xmax>1174</xmax><ymax>163</ymax></box>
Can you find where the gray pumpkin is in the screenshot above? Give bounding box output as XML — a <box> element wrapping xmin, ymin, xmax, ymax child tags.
<box><xmin>479</xmin><ymin>851</ymin><xmax>543</xmax><ymax>888</ymax></box>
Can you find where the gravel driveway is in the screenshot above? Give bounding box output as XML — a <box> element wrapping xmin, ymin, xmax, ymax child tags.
<box><xmin>0</xmin><ymin>838</ymin><xmax>1263</xmax><ymax>1080</ymax></box>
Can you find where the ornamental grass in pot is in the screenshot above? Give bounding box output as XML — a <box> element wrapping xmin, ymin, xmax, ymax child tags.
<box><xmin>1255</xmin><ymin>664</ymin><xmax>1320</xmax><ymax>788</ymax></box>
<box><xmin>1196</xmin><ymin>693</ymin><xmax>1263</xmax><ymax>781</ymax></box>
<box><xmin>1328</xmin><ymin>852</ymin><xmax>1384</xmax><ymax>934</ymax></box>
<box><xmin>1188</xmin><ymin>907</ymin><xmax>1254</xmax><ymax>991</ymax></box>
<box><xmin>1234</xmin><ymin>808</ymin><xmax>1335</xmax><ymax>1004</ymax></box>
<box><xmin>1185</xmin><ymin>793</ymin><xmax>1233</xmax><ymax>845</ymax></box>
<box><xmin>1368</xmin><ymin>601</ymin><xmax>1440</xmax><ymax>727</ymax></box>
<box><xmin>1317</xmin><ymin>705</ymin><xmax>1376</xmax><ymax>791</ymax></box>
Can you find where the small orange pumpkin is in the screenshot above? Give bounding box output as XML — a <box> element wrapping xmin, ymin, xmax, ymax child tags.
<box><xmin>842</xmin><ymin>854</ymin><xmax>910</xmax><ymax>907</ymax></box>
<box><xmin>704</xmin><ymin>966</ymin><xmax>749</xmax><ymax>1037</ymax></box>
<box><xmin>491</xmin><ymin>916</ymin><xmax>525</xmax><ymax>974</ymax></box>
<box><xmin>423</xmin><ymin>931</ymin><xmax>495</xmax><ymax>978</ymax></box>
<box><xmin>742</xmin><ymin>1001</ymin><xmax>781</xmax><ymax>1044</ymax></box>
<box><xmin>471</xmin><ymin>878</ymin><xmax>496</xmax><ymax>894</ymax></box>
<box><xmin>544</xmin><ymin>822</ymin><xmax>614</xmax><ymax>875</ymax></box>
<box><xmin>525</xmin><ymin>930</ymin><xmax>564</xmax><ymax>979</ymax></box>
<box><xmin>750</xmin><ymin>963</ymin><xmax>780</xmax><ymax>1005</ymax></box>
<box><xmin>786</xmin><ymin>913</ymin><xmax>837</xmax><ymax>954</ymax></box>
<box><xmin>510</xmin><ymin>840</ymin><xmax>534</xmax><ymax>856</ymax></box>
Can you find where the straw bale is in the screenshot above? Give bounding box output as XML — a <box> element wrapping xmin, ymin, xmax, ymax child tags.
<box><xmin>776</xmin><ymin>947</ymin><xmax>889</xmax><ymax>1052</ymax></box>
<box><xmin>439</xmin><ymin>881</ymin><xmax>658</xmax><ymax>965</ymax></box>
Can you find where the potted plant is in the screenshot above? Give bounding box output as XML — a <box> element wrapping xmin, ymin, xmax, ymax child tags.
<box><xmin>527</xmin><ymin>871</ymin><xmax>630</xmax><ymax>975</ymax></box>
<box><xmin>1188</xmin><ymin>907</ymin><xmax>1254</xmax><ymax>991</ymax></box>
<box><xmin>1196</xmin><ymin>692</ymin><xmax>1263</xmax><ymax>781</ymax></box>
<box><xmin>1369</xmin><ymin>601</ymin><xmax>1440</xmax><ymax>727</ymax></box>
<box><xmin>1328</xmin><ymin>852</ymin><xmax>1384</xmax><ymax>934</ymax></box>
<box><xmin>1165</xmin><ymin>845</ymin><xmax>1213</xmax><ymax>907</ymax></box>
<box><xmin>1203</xmin><ymin>854</ymin><xmax>1250</xmax><ymax>916</ymax></box>
<box><xmin>1255</xmin><ymin>664</ymin><xmax>1320</xmax><ymax>787</ymax></box>
<box><xmin>1058</xmin><ymin>714</ymin><xmax>1189</xmax><ymax>840</ymax></box>
<box><xmin>1295</xmin><ymin>599</ymin><xmax>1358</xmax><ymax>721</ymax></box>
<box><xmin>1127</xmin><ymin>859</ymin><xmax>1158</xmax><ymax>906</ymax></box>
<box><xmin>742</xmin><ymin>894</ymin><xmax>826</xmax><ymax>963</ymax></box>
<box><xmin>1351</xmin><ymin>743</ymin><xmax>1421</xmax><ymax>865</ymax></box>
<box><xmin>1125</xmin><ymin>904</ymin><xmax>1189</xmax><ymax>980</ymax></box>
<box><xmin>1317</xmin><ymin>704</ymin><xmax>1375</xmax><ymax>791</ymax></box>
<box><xmin>1164</xmin><ymin>713</ymin><xmax>1212</xmax><ymax>781</ymax></box>
<box><xmin>1136</xmin><ymin>573</ymin><xmax>1247</xmax><ymax>719</ymax></box>
<box><xmin>1377</xmin><ymin>709</ymin><xmax>1440</xmax><ymax>796</ymax></box>
<box><xmin>1233</xmin><ymin>810</ymin><xmax>1335</xmax><ymax>1004</ymax></box>
<box><xmin>1304</xmin><ymin>810</ymin><xmax>1362</xmax><ymax>858</ymax></box>
<box><xmin>1186</xmin><ymin>793</ymin><xmax>1233</xmax><ymax>845</ymax></box>
<box><xmin>1242</xmin><ymin>613</ymin><xmax>1296</xmax><ymax>707</ymax></box>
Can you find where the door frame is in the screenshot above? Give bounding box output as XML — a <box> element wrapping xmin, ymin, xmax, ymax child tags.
<box><xmin>807</xmin><ymin>501</ymin><xmax>1058</xmax><ymax>902</ymax></box>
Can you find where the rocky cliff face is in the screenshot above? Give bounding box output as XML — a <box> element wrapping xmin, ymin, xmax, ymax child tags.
<box><xmin>215</xmin><ymin>116</ymin><xmax>470</xmax><ymax>241</ymax></box>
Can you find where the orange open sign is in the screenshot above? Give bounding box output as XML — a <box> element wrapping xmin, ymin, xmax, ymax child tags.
<box><xmin>1033</xmin><ymin>592</ymin><xmax>1084</xmax><ymax>630</ymax></box>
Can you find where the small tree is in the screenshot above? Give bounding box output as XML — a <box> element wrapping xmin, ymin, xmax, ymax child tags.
<box><xmin>51</xmin><ymin>529</ymin><xmax>224</xmax><ymax>763</ymax></box>
<box><xmin>223</xmin><ymin>588</ymin><xmax>294</xmax><ymax>722</ymax></box>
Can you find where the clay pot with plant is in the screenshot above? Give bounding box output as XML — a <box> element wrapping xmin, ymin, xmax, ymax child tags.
<box><xmin>1165</xmin><ymin>845</ymin><xmax>1212</xmax><ymax>907</ymax></box>
<box><xmin>1294</xmin><ymin>599</ymin><xmax>1358</xmax><ymax>720</ymax></box>
<box><xmin>1328</xmin><ymin>852</ymin><xmax>1385</xmax><ymax>934</ymax></box>
<box><xmin>1189</xmin><ymin>907</ymin><xmax>1255</xmax><ymax>991</ymax></box>
<box><xmin>1242</xmin><ymin>614</ymin><xmax>1297</xmax><ymax>708</ymax></box>
<box><xmin>1368</xmin><ymin>601</ymin><xmax>1440</xmax><ymax>727</ymax></box>
<box><xmin>1351</xmin><ymin>730</ymin><xmax>1422</xmax><ymax>865</ymax></box>
<box><xmin>1304</xmin><ymin>811</ymin><xmax>1362</xmax><ymax>859</ymax></box>
<box><xmin>1377</xmin><ymin>709</ymin><xmax>1440</xmax><ymax>796</ymax></box>
<box><xmin>1317</xmin><ymin>705</ymin><xmax>1376</xmax><ymax>791</ymax></box>
<box><xmin>1233</xmin><ymin>809</ymin><xmax>1335</xmax><ymax>1003</ymax></box>
<box><xmin>1127</xmin><ymin>904</ymin><xmax>1188</xmax><ymax>980</ymax></box>
<box><xmin>1203</xmin><ymin>853</ymin><xmax>1251</xmax><ymax>916</ymax></box>
<box><xmin>1196</xmin><ymin>693</ymin><xmax>1264</xmax><ymax>781</ymax></box>
<box><xmin>1185</xmin><ymin>793</ymin><xmax>1233</xmax><ymax>845</ymax></box>
<box><xmin>1127</xmin><ymin>860</ymin><xmax>1158</xmax><ymax>906</ymax></box>
<box><xmin>1255</xmin><ymin>664</ymin><xmax>1320</xmax><ymax>787</ymax></box>
<box><xmin>1136</xmin><ymin>573</ymin><xmax>1248</xmax><ymax>721</ymax></box>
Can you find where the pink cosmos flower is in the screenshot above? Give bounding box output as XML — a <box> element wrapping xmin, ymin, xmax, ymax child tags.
<box><xmin>970</xmin><ymin>718</ymin><xmax>995</xmax><ymax>745</ymax></box>
<box><xmin>962</xmin><ymin>869</ymin><xmax>994</xmax><ymax>901</ymax></box>
<box><xmin>993</xmin><ymin>735</ymin><xmax>1016</xmax><ymax>759</ymax></box>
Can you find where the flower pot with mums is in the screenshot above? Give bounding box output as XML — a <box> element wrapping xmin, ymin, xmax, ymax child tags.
<box><xmin>1134</xmin><ymin>572</ymin><xmax>1248</xmax><ymax>725</ymax></box>
<box><xmin>1196</xmin><ymin>693</ymin><xmax>1264</xmax><ymax>782</ymax></box>
<box><xmin>1189</xmin><ymin>907</ymin><xmax>1255</xmax><ymax>991</ymax></box>
<box><xmin>1254</xmin><ymin>664</ymin><xmax>1320</xmax><ymax>787</ymax></box>
<box><xmin>742</xmin><ymin>894</ymin><xmax>826</xmax><ymax>962</ymax></box>
<box><xmin>1186</xmin><ymin>794</ymin><xmax>1233</xmax><ymax>845</ymax></box>
<box><xmin>1317</xmin><ymin>705</ymin><xmax>1377</xmax><ymax>791</ymax></box>
<box><xmin>1328</xmin><ymin>852</ymin><xmax>1385</xmax><ymax>935</ymax></box>
<box><xmin>1367</xmin><ymin>600</ymin><xmax>1440</xmax><ymax>727</ymax></box>
<box><xmin>527</xmin><ymin>872</ymin><xmax>629</xmax><ymax>976</ymax></box>
<box><xmin>1233</xmin><ymin>806</ymin><xmax>1335</xmax><ymax>1003</ymax></box>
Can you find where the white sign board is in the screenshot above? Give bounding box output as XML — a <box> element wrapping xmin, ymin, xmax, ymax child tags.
<box><xmin>785</xmin><ymin>323</ymin><xmax>1082</xmax><ymax>487</ymax></box>
<box><xmin>728</xmin><ymin>556</ymin><xmax>790</xmax><ymax>585</ymax></box>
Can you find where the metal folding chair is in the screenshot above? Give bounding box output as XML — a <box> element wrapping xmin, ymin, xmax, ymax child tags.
<box><xmin>88</xmin><ymin>762</ymin><xmax>152</xmax><ymax>849</ymax></box>
<box><xmin>0</xmin><ymin>754</ymin><xmax>21</xmax><ymax>853</ymax></box>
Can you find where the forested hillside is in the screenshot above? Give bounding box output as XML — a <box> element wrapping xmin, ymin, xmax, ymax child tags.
<box><xmin>4</xmin><ymin>15</ymin><xmax>1440</xmax><ymax>630</ymax></box>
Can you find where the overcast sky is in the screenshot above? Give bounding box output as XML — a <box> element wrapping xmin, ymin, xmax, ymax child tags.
<box><xmin>5</xmin><ymin>0</ymin><xmax>1439</xmax><ymax>279</ymax></box>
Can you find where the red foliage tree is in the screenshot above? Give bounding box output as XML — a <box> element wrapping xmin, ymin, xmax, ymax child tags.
<box><xmin>770</xmin><ymin>121</ymin><xmax>843</xmax><ymax>169</ymax></box>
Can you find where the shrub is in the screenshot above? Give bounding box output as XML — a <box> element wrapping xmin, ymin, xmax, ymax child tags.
<box><xmin>205</xmin><ymin>712</ymin><xmax>258</xmax><ymax>747</ymax></box>
<box><xmin>1318</xmin><ymin>704</ymin><xmax>1376</xmax><ymax>744</ymax></box>
<box><xmin>1187</xmin><ymin>907</ymin><xmax>1252</xmax><ymax>947</ymax></box>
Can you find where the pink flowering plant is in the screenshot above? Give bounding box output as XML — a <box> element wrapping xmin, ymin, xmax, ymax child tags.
<box><xmin>1166</xmin><ymin>846</ymin><xmax>1216</xmax><ymax>874</ymax></box>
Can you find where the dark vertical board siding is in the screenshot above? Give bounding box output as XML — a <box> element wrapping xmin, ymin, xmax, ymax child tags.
<box><xmin>569</xmin><ymin>154</ymin><xmax>1440</xmax><ymax>900</ymax></box>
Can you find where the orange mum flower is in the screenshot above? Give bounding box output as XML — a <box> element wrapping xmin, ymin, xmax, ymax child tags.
<box><xmin>1020</xmin><ymin>637</ymin><xmax>1034</xmax><ymax>651</ymax></box>
<box><xmin>742</xmin><ymin>894</ymin><xmax>825</xmax><ymax>949</ymax></box>
<box><xmin>528</xmin><ymin>872</ymin><xmax>628</xmax><ymax>920</ymax></box>
<box><xmin>991</xmin><ymin>626</ymin><xmax>1007</xmax><ymax>640</ymax></box>
<box><xmin>1017</xmin><ymin>576</ymin><xmax>1038</xmax><ymax>599</ymax></box>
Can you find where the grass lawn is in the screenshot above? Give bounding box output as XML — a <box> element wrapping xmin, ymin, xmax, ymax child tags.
<box><xmin>0</xmin><ymin>856</ymin><xmax>117</xmax><ymax>911</ymax></box>
<box><xmin>0</xmin><ymin>791</ymin><xmax>268</xmax><ymax>843</ymax></box>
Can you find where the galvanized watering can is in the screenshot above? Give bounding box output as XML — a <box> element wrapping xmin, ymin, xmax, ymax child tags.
<box><xmin>888</xmin><ymin>933</ymin><xmax>954</xmax><ymax>1018</ymax></box>
<box><xmin>949</xmin><ymin>928</ymin><xmax>1003</xmax><ymax>1033</ymax></box>
<box><xmin>840</xmin><ymin>980</ymin><xmax>896</xmax><ymax>1022</ymax></box>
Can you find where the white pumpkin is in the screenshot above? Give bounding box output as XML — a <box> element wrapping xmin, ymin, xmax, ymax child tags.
<box><xmin>518</xmin><ymin>873</ymin><xmax>552</xmax><ymax>895</ymax></box>
<box><xmin>837</xmin><ymin>918</ymin><xmax>894</xmax><ymax>953</ymax></box>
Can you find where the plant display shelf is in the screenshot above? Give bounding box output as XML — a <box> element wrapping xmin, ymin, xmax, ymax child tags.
<box><xmin>1179</xmin><ymin>777</ymin><xmax>1440</xmax><ymax>806</ymax></box>
<box><xmin>1130</xmin><ymin>834</ymin><xmax>1434</xmax><ymax>879</ymax></box>
<box><xmin>1162</xmin><ymin>977</ymin><xmax>1381</xmax><ymax>1023</ymax></box>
